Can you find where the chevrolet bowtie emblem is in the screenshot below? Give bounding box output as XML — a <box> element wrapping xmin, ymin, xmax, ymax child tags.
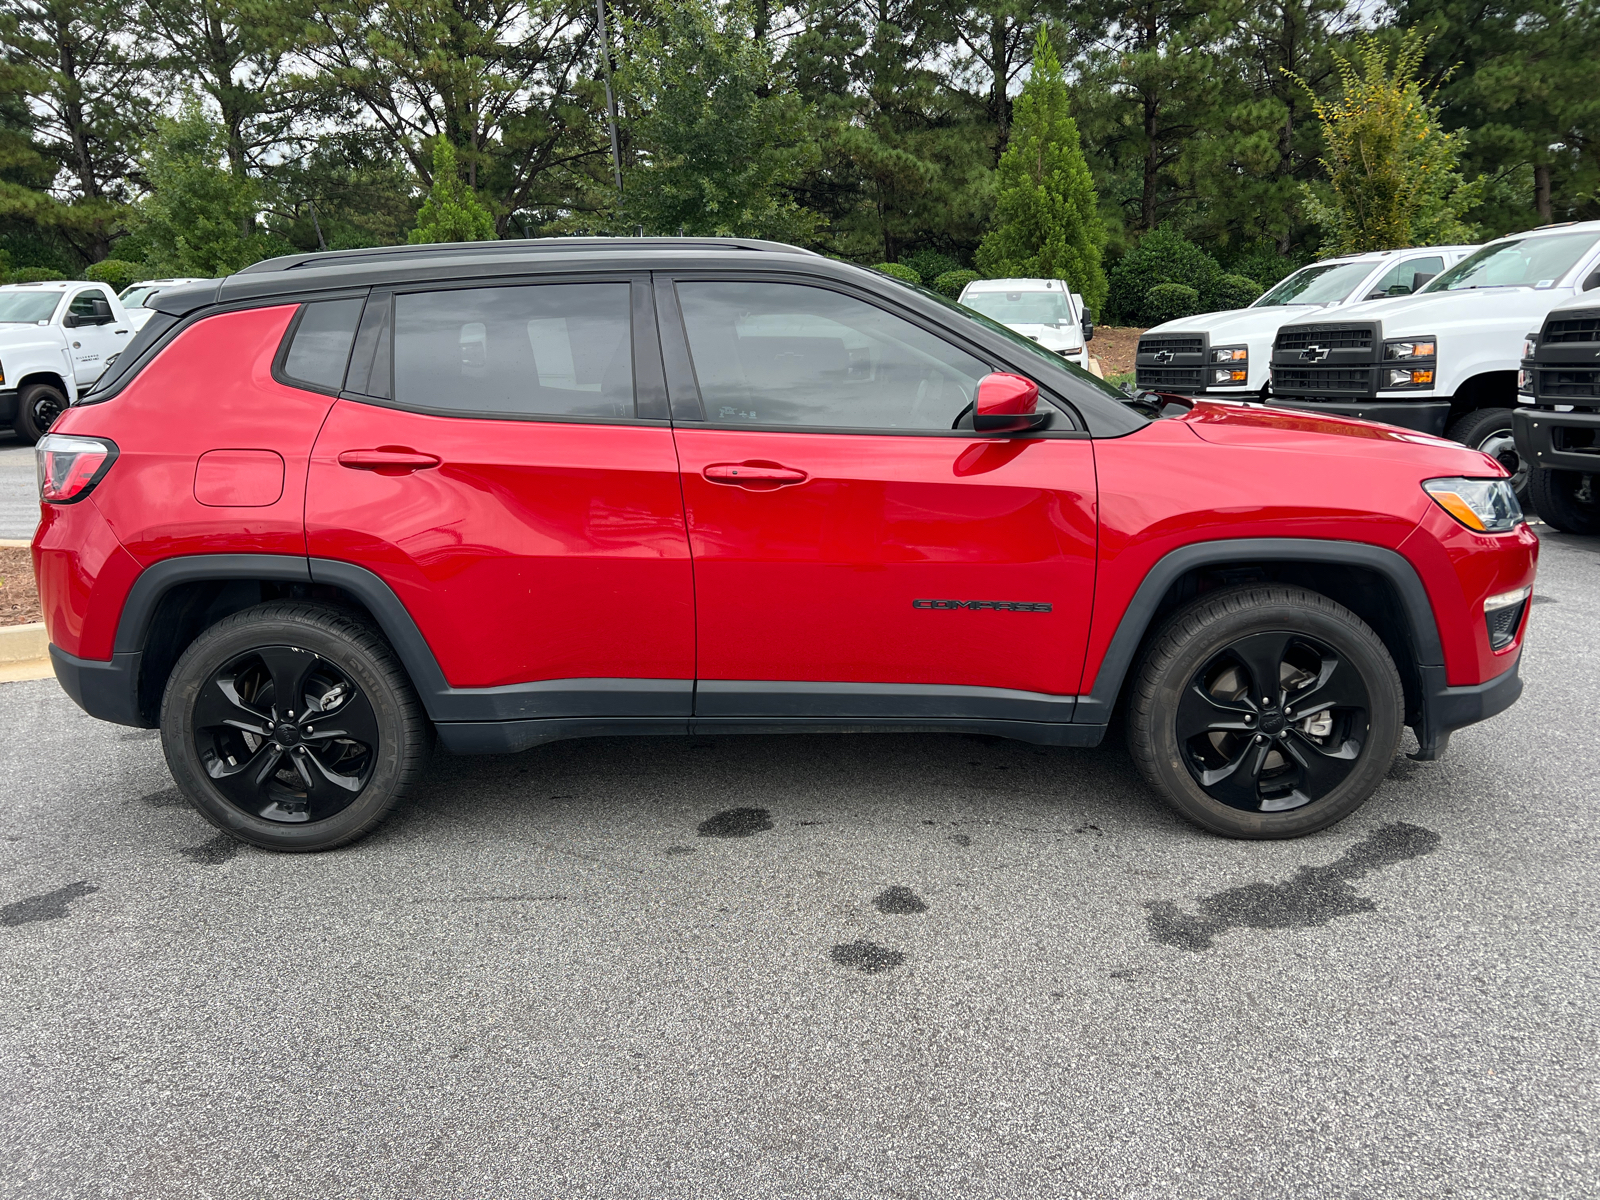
<box><xmin>1153</xmin><ymin>350</ymin><xmax>1175</xmax><ymax>364</ymax></box>
<box><xmin>1300</xmin><ymin>344</ymin><xmax>1330</xmax><ymax>362</ymax></box>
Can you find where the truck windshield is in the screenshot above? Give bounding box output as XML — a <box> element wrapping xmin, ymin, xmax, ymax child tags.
<box><xmin>0</xmin><ymin>291</ymin><xmax>63</xmax><ymax>323</ymax></box>
<box><xmin>1253</xmin><ymin>261</ymin><xmax>1374</xmax><ymax>307</ymax></box>
<box><xmin>1424</xmin><ymin>231</ymin><xmax>1598</xmax><ymax>292</ymax></box>
<box><xmin>961</xmin><ymin>289</ymin><xmax>1075</xmax><ymax>326</ymax></box>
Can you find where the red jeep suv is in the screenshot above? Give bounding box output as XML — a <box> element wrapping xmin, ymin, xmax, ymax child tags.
<box><xmin>32</xmin><ymin>239</ymin><xmax>1537</xmax><ymax>850</ymax></box>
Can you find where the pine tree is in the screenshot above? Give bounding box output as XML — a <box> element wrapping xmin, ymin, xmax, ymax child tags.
<box><xmin>137</xmin><ymin>100</ymin><xmax>261</xmax><ymax>275</ymax></box>
<box><xmin>408</xmin><ymin>140</ymin><xmax>496</xmax><ymax>244</ymax></box>
<box><xmin>975</xmin><ymin>28</ymin><xmax>1107</xmax><ymax>312</ymax></box>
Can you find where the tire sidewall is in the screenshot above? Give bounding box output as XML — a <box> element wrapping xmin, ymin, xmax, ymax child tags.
<box><xmin>161</xmin><ymin>611</ymin><xmax>414</xmax><ymax>851</ymax></box>
<box><xmin>1139</xmin><ymin>597</ymin><xmax>1403</xmax><ymax>839</ymax></box>
<box><xmin>1529</xmin><ymin>468</ymin><xmax>1599</xmax><ymax>536</ymax></box>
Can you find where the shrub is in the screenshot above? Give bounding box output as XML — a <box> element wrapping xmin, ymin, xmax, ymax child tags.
<box><xmin>1105</xmin><ymin>227</ymin><xmax>1220</xmax><ymax>324</ymax></box>
<box><xmin>902</xmin><ymin>249</ymin><xmax>961</xmax><ymax>287</ymax></box>
<box><xmin>85</xmin><ymin>260</ymin><xmax>147</xmax><ymax>292</ymax></box>
<box><xmin>1211</xmin><ymin>273</ymin><xmax>1263</xmax><ymax>312</ymax></box>
<box><xmin>1229</xmin><ymin>246</ymin><xmax>1300</xmax><ymax>291</ymax></box>
<box><xmin>873</xmin><ymin>262</ymin><xmax>921</xmax><ymax>285</ymax></box>
<box><xmin>934</xmin><ymin>269</ymin><xmax>981</xmax><ymax>299</ymax></box>
<box><xmin>1144</xmin><ymin>283</ymin><xmax>1201</xmax><ymax>325</ymax></box>
<box><xmin>11</xmin><ymin>267</ymin><xmax>68</xmax><ymax>283</ymax></box>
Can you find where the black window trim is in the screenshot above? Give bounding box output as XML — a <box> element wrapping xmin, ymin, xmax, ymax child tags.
<box><xmin>655</xmin><ymin>269</ymin><xmax>1090</xmax><ymax>439</ymax></box>
<box><xmin>337</xmin><ymin>271</ymin><xmax>668</xmax><ymax>428</ymax></box>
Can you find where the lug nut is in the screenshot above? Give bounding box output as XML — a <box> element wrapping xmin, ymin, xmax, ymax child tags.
<box><xmin>1244</xmin><ymin>714</ymin><xmax>1255</xmax><ymax>725</ymax></box>
<box><xmin>1255</xmin><ymin>735</ymin><xmax>1266</xmax><ymax>744</ymax></box>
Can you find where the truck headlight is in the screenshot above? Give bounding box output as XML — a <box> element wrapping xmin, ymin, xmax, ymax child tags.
<box><xmin>1384</xmin><ymin>338</ymin><xmax>1436</xmax><ymax>360</ymax></box>
<box><xmin>1387</xmin><ymin>367</ymin><xmax>1435</xmax><ymax>387</ymax></box>
<box><xmin>1422</xmin><ymin>477</ymin><xmax>1523</xmax><ymax>533</ymax></box>
<box><xmin>1210</xmin><ymin>346</ymin><xmax>1247</xmax><ymax>385</ymax></box>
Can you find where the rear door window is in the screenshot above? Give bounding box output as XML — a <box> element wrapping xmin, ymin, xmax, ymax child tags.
<box><xmin>392</xmin><ymin>283</ymin><xmax>634</xmax><ymax>418</ymax></box>
<box><xmin>280</xmin><ymin>298</ymin><xmax>366</xmax><ymax>393</ymax></box>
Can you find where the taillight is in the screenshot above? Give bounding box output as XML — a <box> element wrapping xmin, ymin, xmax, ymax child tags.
<box><xmin>36</xmin><ymin>434</ymin><xmax>118</xmax><ymax>504</ymax></box>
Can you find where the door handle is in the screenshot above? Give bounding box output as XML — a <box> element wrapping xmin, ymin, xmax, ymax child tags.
<box><xmin>703</xmin><ymin>462</ymin><xmax>808</xmax><ymax>487</ymax></box>
<box><xmin>337</xmin><ymin>448</ymin><xmax>442</xmax><ymax>473</ymax></box>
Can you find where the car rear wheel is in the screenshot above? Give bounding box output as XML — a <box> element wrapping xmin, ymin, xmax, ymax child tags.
<box><xmin>1528</xmin><ymin>468</ymin><xmax>1599</xmax><ymax>535</ymax></box>
<box><xmin>1448</xmin><ymin>407</ymin><xmax>1528</xmax><ymax>504</ymax></box>
<box><xmin>1127</xmin><ymin>585</ymin><xmax>1404</xmax><ymax>839</ymax></box>
<box><xmin>13</xmin><ymin>381</ymin><xmax>67</xmax><ymax>444</ymax></box>
<box><xmin>161</xmin><ymin>602</ymin><xmax>430</xmax><ymax>851</ymax></box>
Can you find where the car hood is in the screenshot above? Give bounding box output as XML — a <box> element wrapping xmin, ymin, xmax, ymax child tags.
<box><xmin>1146</xmin><ymin>305</ymin><xmax>1322</xmax><ymax>341</ymax></box>
<box><xmin>1180</xmin><ymin>398</ymin><xmax>1505</xmax><ymax>473</ymax></box>
<box><xmin>1295</xmin><ymin>287</ymin><xmax>1564</xmax><ymax>335</ymax></box>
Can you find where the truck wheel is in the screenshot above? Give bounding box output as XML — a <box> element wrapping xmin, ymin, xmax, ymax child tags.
<box><xmin>1529</xmin><ymin>469</ymin><xmax>1599</xmax><ymax>535</ymax></box>
<box><xmin>160</xmin><ymin>602</ymin><xmax>431</xmax><ymax>852</ymax></box>
<box><xmin>1127</xmin><ymin>585</ymin><xmax>1404</xmax><ymax>839</ymax></box>
<box><xmin>1447</xmin><ymin>408</ymin><xmax>1528</xmax><ymax>503</ymax></box>
<box><xmin>12</xmin><ymin>381</ymin><xmax>68</xmax><ymax>444</ymax></box>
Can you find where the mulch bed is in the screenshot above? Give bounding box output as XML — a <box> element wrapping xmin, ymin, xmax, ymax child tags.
<box><xmin>1091</xmin><ymin>326</ymin><xmax>1146</xmax><ymax>379</ymax></box>
<box><xmin>0</xmin><ymin>546</ymin><xmax>41</xmax><ymax>626</ymax></box>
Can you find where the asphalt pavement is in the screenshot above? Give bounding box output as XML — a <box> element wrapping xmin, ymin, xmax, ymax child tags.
<box><xmin>0</xmin><ymin>432</ymin><xmax>36</xmax><ymax>540</ymax></box>
<box><xmin>1</xmin><ymin>519</ymin><xmax>1596</xmax><ymax>1197</ymax></box>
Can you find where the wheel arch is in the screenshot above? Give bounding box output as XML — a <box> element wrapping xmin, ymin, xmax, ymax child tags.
<box><xmin>1076</xmin><ymin>539</ymin><xmax>1443</xmax><ymax>735</ymax></box>
<box><xmin>1447</xmin><ymin>370</ymin><xmax>1516</xmax><ymax>423</ymax></box>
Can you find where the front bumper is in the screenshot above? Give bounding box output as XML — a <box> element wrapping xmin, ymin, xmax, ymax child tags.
<box><xmin>0</xmin><ymin>388</ymin><xmax>15</xmax><ymax>423</ymax></box>
<box><xmin>1269</xmin><ymin>397</ymin><xmax>1451</xmax><ymax>435</ymax></box>
<box><xmin>1514</xmin><ymin>408</ymin><xmax>1600</xmax><ymax>474</ymax></box>
<box><xmin>1412</xmin><ymin>657</ymin><xmax>1522</xmax><ymax>760</ymax></box>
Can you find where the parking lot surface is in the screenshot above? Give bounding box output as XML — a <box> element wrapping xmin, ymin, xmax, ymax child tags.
<box><xmin>1</xmin><ymin>527</ymin><xmax>1596</xmax><ymax>1199</ymax></box>
<box><xmin>0</xmin><ymin>434</ymin><xmax>35</xmax><ymax>540</ymax></box>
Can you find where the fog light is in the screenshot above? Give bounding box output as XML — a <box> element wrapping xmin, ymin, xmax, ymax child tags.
<box><xmin>1484</xmin><ymin>587</ymin><xmax>1530</xmax><ymax>651</ymax></box>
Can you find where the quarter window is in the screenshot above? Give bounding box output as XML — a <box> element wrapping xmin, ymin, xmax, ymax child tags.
<box><xmin>281</xmin><ymin>298</ymin><xmax>365</xmax><ymax>392</ymax></box>
<box><xmin>675</xmin><ymin>281</ymin><xmax>989</xmax><ymax>430</ymax></box>
<box><xmin>393</xmin><ymin>283</ymin><xmax>634</xmax><ymax>418</ymax></box>
<box><xmin>1366</xmin><ymin>256</ymin><xmax>1445</xmax><ymax>299</ymax></box>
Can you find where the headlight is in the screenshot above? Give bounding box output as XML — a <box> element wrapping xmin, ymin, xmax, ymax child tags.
<box><xmin>1209</xmin><ymin>346</ymin><xmax>1247</xmax><ymax>385</ymax></box>
<box><xmin>1422</xmin><ymin>477</ymin><xmax>1523</xmax><ymax>533</ymax></box>
<box><xmin>1384</xmin><ymin>338</ymin><xmax>1437</xmax><ymax>360</ymax></box>
<box><xmin>1211</xmin><ymin>347</ymin><xmax>1247</xmax><ymax>362</ymax></box>
<box><xmin>1522</xmin><ymin>332</ymin><xmax>1537</xmax><ymax>359</ymax></box>
<box><xmin>0</xmin><ymin>358</ymin><xmax>5</xmax><ymax>385</ymax></box>
<box><xmin>1518</xmin><ymin>368</ymin><xmax>1532</xmax><ymax>396</ymax></box>
<box><xmin>1387</xmin><ymin>367</ymin><xmax>1435</xmax><ymax>387</ymax></box>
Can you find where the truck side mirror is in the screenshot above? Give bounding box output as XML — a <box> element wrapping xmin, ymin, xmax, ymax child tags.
<box><xmin>61</xmin><ymin>313</ymin><xmax>78</xmax><ymax>328</ymax></box>
<box><xmin>1082</xmin><ymin>306</ymin><xmax>1095</xmax><ymax>342</ymax></box>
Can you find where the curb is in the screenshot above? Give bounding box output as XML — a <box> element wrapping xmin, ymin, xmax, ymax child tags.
<box><xmin>0</xmin><ymin>621</ymin><xmax>51</xmax><ymax>683</ymax></box>
<box><xmin>0</xmin><ymin>538</ymin><xmax>32</xmax><ymax>548</ymax></box>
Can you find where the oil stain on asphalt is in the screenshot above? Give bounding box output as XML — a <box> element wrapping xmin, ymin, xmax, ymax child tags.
<box><xmin>697</xmin><ymin>808</ymin><xmax>773</xmax><ymax>838</ymax></box>
<box><xmin>180</xmin><ymin>834</ymin><xmax>241</xmax><ymax>866</ymax></box>
<box><xmin>2</xmin><ymin>881</ymin><xmax>98</xmax><ymax>927</ymax></box>
<box><xmin>873</xmin><ymin>886</ymin><xmax>928</xmax><ymax>914</ymax></box>
<box><xmin>830</xmin><ymin>941</ymin><xmax>906</xmax><ymax>973</ymax></box>
<box><xmin>1145</xmin><ymin>822</ymin><xmax>1441</xmax><ymax>951</ymax></box>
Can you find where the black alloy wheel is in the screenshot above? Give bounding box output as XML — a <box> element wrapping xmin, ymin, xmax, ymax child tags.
<box><xmin>193</xmin><ymin>646</ymin><xmax>377</xmax><ymax>824</ymax></box>
<box><xmin>1175</xmin><ymin>631</ymin><xmax>1368</xmax><ymax>813</ymax></box>
<box><xmin>13</xmin><ymin>381</ymin><xmax>67</xmax><ymax>444</ymax></box>
<box><xmin>162</xmin><ymin>603</ymin><xmax>429</xmax><ymax>851</ymax></box>
<box><xmin>1128</xmin><ymin>584</ymin><xmax>1404</xmax><ymax>839</ymax></box>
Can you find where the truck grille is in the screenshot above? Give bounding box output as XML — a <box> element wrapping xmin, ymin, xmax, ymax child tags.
<box><xmin>1544</xmin><ymin>311</ymin><xmax>1600</xmax><ymax>344</ymax></box>
<box><xmin>1536</xmin><ymin>369</ymin><xmax>1600</xmax><ymax>400</ymax></box>
<box><xmin>1137</xmin><ymin>335</ymin><xmax>1204</xmax><ymax>356</ymax></box>
<box><xmin>1277</xmin><ymin>327</ymin><xmax>1373</xmax><ymax>352</ymax></box>
<box><xmin>1136</xmin><ymin>367</ymin><xmax>1206</xmax><ymax>390</ymax></box>
<box><xmin>1272</xmin><ymin>367</ymin><xmax>1373</xmax><ymax>394</ymax></box>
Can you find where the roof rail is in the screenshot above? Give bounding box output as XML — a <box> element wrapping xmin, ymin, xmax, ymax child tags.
<box><xmin>235</xmin><ymin>236</ymin><xmax>820</xmax><ymax>275</ymax></box>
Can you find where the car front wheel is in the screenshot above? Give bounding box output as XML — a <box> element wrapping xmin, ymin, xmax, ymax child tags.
<box><xmin>1127</xmin><ymin>585</ymin><xmax>1404</xmax><ymax>839</ymax></box>
<box><xmin>161</xmin><ymin>603</ymin><xmax>430</xmax><ymax>851</ymax></box>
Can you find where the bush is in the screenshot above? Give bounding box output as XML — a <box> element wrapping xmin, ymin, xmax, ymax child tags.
<box><xmin>934</xmin><ymin>269</ymin><xmax>981</xmax><ymax>299</ymax></box>
<box><xmin>1229</xmin><ymin>246</ymin><xmax>1300</xmax><ymax>291</ymax></box>
<box><xmin>1105</xmin><ymin>227</ymin><xmax>1220</xmax><ymax>324</ymax></box>
<box><xmin>1144</xmin><ymin>283</ymin><xmax>1201</xmax><ymax>325</ymax></box>
<box><xmin>11</xmin><ymin>267</ymin><xmax>68</xmax><ymax>283</ymax></box>
<box><xmin>85</xmin><ymin>260</ymin><xmax>147</xmax><ymax>292</ymax></box>
<box><xmin>902</xmin><ymin>249</ymin><xmax>961</xmax><ymax>287</ymax></box>
<box><xmin>1211</xmin><ymin>273</ymin><xmax>1263</xmax><ymax>311</ymax></box>
<box><xmin>873</xmin><ymin>262</ymin><xmax>921</xmax><ymax>285</ymax></box>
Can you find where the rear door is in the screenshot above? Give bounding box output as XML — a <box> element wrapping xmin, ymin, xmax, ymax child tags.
<box><xmin>658</xmin><ymin>273</ymin><xmax>1098</xmax><ymax>726</ymax></box>
<box><xmin>304</xmin><ymin>275</ymin><xmax>695</xmax><ymax>714</ymax></box>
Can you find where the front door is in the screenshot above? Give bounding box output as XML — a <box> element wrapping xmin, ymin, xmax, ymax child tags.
<box><xmin>304</xmin><ymin>277</ymin><xmax>695</xmax><ymax>717</ymax></box>
<box><xmin>64</xmin><ymin>287</ymin><xmax>130</xmax><ymax>384</ymax></box>
<box><xmin>660</xmin><ymin>276</ymin><xmax>1098</xmax><ymax>726</ymax></box>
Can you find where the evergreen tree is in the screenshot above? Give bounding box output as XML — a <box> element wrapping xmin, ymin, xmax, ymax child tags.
<box><xmin>975</xmin><ymin>28</ymin><xmax>1107</xmax><ymax>310</ymax></box>
<box><xmin>1294</xmin><ymin>31</ymin><xmax>1480</xmax><ymax>254</ymax></box>
<box><xmin>137</xmin><ymin>100</ymin><xmax>262</xmax><ymax>275</ymax></box>
<box><xmin>409</xmin><ymin>139</ymin><xmax>496</xmax><ymax>243</ymax></box>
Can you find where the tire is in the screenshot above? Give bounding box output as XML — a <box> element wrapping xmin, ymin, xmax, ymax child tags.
<box><xmin>12</xmin><ymin>381</ymin><xmax>68</xmax><ymax>444</ymax></box>
<box><xmin>1528</xmin><ymin>468</ymin><xmax>1599</xmax><ymax>535</ymax></box>
<box><xmin>160</xmin><ymin>602</ymin><xmax>430</xmax><ymax>851</ymax></box>
<box><xmin>1127</xmin><ymin>584</ymin><xmax>1404</xmax><ymax>839</ymax></box>
<box><xmin>1447</xmin><ymin>407</ymin><xmax>1528</xmax><ymax>504</ymax></box>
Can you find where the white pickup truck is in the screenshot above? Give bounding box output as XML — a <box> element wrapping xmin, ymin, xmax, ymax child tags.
<box><xmin>1135</xmin><ymin>245</ymin><xmax>1476</xmax><ymax>399</ymax></box>
<box><xmin>0</xmin><ymin>280</ymin><xmax>134</xmax><ymax>442</ymax></box>
<box><xmin>958</xmin><ymin>277</ymin><xmax>1094</xmax><ymax>370</ymax></box>
<box><xmin>1267</xmin><ymin>221</ymin><xmax>1600</xmax><ymax>497</ymax></box>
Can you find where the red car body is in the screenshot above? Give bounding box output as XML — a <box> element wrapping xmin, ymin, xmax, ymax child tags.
<box><xmin>35</xmin><ymin>241</ymin><xmax>1535</xmax><ymax>766</ymax></box>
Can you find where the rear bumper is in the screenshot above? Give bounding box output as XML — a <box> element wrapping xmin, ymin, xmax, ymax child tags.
<box><xmin>1269</xmin><ymin>398</ymin><xmax>1451</xmax><ymax>435</ymax></box>
<box><xmin>1411</xmin><ymin>657</ymin><xmax>1522</xmax><ymax>761</ymax></box>
<box><xmin>1513</xmin><ymin>407</ymin><xmax>1600</xmax><ymax>474</ymax></box>
<box><xmin>50</xmin><ymin>644</ymin><xmax>148</xmax><ymax>727</ymax></box>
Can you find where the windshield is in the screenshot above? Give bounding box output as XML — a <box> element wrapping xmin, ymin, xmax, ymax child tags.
<box><xmin>0</xmin><ymin>291</ymin><xmax>62</xmax><ymax>323</ymax></box>
<box><xmin>961</xmin><ymin>289</ymin><xmax>1075</xmax><ymax>326</ymax></box>
<box><xmin>1424</xmin><ymin>231</ymin><xmax>1598</xmax><ymax>292</ymax></box>
<box><xmin>120</xmin><ymin>286</ymin><xmax>158</xmax><ymax>308</ymax></box>
<box><xmin>1253</xmin><ymin>261</ymin><xmax>1376</xmax><ymax>307</ymax></box>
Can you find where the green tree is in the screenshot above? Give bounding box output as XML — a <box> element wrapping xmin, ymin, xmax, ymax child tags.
<box><xmin>975</xmin><ymin>28</ymin><xmax>1107</xmax><ymax>311</ymax></box>
<box><xmin>617</xmin><ymin>0</ymin><xmax>819</xmax><ymax>241</ymax></box>
<box><xmin>408</xmin><ymin>138</ymin><xmax>496</xmax><ymax>243</ymax></box>
<box><xmin>1294</xmin><ymin>31</ymin><xmax>1480</xmax><ymax>254</ymax></box>
<box><xmin>137</xmin><ymin>100</ymin><xmax>261</xmax><ymax>275</ymax></box>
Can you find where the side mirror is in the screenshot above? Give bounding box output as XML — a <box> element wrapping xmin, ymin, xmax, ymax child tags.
<box><xmin>61</xmin><ymin>312</ymin><xmax>78</xmax><ymax>328</ymax></box>
<box><xmin>1082</xmin><ymin>306</ymin><xmax>1095</xmax><ymax>342</ymax></box>
<box><xmin>1412</xmin><ymin>272</ymin><xmax>1436</xmax><ymax>289</ymax></box>
<box><xmin>974</xmin><ymin>372</ymin><xmax>1047</xmax><ymax>433</ymax></box>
